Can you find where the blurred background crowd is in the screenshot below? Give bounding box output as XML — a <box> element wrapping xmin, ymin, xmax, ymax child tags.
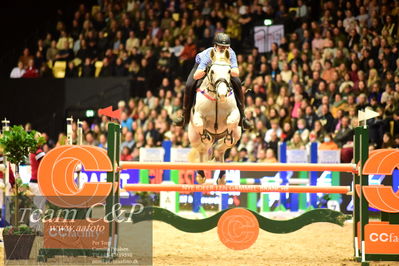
<box><xmin>10</xmin><ymin>0</ymin><xmax>399</xmax><ymax>163</ymax></box>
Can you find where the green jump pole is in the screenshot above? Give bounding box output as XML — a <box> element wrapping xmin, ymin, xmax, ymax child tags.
<box><xmin>106</xmin><ymin>123</ymin><xmax>121</xmax><ymax>259</ymax></box>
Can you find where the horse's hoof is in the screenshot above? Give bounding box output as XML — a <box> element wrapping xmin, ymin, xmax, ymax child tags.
<box><xmin>196</xmin><ymin>170</ymin><xmax>206</xmax><ymax>184</ymax></box>
<box><xmin>217</xmin><ymin>175</ymin><xmax>226</xmax><ymax>185</ymax></box>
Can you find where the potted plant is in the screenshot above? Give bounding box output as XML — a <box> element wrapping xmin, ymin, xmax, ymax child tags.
<box><xmin>2</xmin><ymin>224</ymin><xmax>36</xmax><ymax>259</ymax></box>
<box><xmin>0</xmin><ymin>125</ymin><xmax>45</xmax><ymax>259</ymax></box>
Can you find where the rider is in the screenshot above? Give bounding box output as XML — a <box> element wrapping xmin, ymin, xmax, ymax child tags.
<box><xmin>173</xmin><ymin>32</ymin><xmax>252</xmax><ymax>130</ymax></box>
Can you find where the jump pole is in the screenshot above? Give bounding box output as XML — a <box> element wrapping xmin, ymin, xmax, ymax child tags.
<box><xmin>124</xmin><ymin>184</ymin><xmax>351</xmax><ymax>194</ymax></box>
<box><xmin>120</xmin><ymin>162</ymin><xmax>357</xmax><ymax>173</ymax></box>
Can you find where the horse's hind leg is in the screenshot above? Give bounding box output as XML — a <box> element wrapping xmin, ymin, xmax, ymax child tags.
<box><xmin>217</xmin><ymin>170</ymin><xmax>226</xmax><ymax>185</ymax></box>
<box><xmin>196</xmin><ymin>170</ymin><xmax>206</xmax><ymax>184</ymax></box>
<box><xmin>188</xmin><ymin>122</ymin><xmax>210</xmax><ymax>184</ymax></box>
<box><xmin>213</xmin><ymin>139</ymin><xmax>230</xmax><ymax>185</ymax></box>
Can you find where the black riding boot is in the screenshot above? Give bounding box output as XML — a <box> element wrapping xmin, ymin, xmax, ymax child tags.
<box><xmin>231</xmin><ymin>76</ymin><xmax>253</xmax><ymax>130</ymax></box>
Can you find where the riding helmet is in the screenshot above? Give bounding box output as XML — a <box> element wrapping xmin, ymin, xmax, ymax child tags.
<box><xmin>213</xmin><ymin>33</ymin><xmax>231</xmax><ymax>46</ymax></box>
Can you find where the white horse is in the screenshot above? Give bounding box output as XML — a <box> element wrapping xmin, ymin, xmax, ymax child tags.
<box><xmin>188</xmin><ymin>49</ymin><xmax>242</xmax><ymax>185</ymax></box>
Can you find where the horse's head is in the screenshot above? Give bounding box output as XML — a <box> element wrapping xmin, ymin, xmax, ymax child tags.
<box><xmin>208</xmin><ymin>49</ymin><xmax>232</xmax><ymax>103</ymax></box>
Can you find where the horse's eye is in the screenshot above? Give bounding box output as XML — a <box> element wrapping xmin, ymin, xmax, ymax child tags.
<box><xmin>228</xmin><ymin>69</ymin><xmax>231</xmax><ymax>74</ymax></box>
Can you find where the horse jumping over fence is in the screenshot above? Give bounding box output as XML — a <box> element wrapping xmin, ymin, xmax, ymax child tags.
<box><xmin>187</xmin><ymin>49</ymin><xmax>242</xmax><ymax>185</ymax></box>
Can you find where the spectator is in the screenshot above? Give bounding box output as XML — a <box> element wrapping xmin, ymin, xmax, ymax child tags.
<box><xmin>287</xmin><ymin>132</ymin><xmax>305</xmax><ymax>150</ymax></box>
<box><xmin>121</xmin><ymin>131</ymin><xmax>135</xmax><ymax>151</ymax></box>
<box><xmin>334</xmin><ymin>116</ymin><xmax>353</xmax><ymax>147</ymax></box>
<box><xmin>56</xmin><ymin>42</ymin><xmax>74</xmax><ymax>62</ymax></box>
<box><xmin>10</xmin><ymin>61</ymin><xmax>26</xmax><ymax>78</ymax></box>
<box><xmin>65</xmin><ymin>62</ymin><xmax>79</xmax><ymax>77</ymax></box>
<box><xmin>264</xmin><ymin>119</ymin><xmax>282</xmax><ymax>143</ymax></box>
<box><xmin>81</xmin><ymin>58</ymin><xmax>94</xmax><ymax>77</ymax></box>
<box><xmin>319</xmin><ymin>133</ymin><xmax>339</xmax><ymax>150</ymax></box>
<box><xmin>99</xmin><ymin>57</ymin><xmax>113</xmax><ymax>77</ymax></box>
<box><xmin>238</xmin><ymin>148</ymin><xmax>249</xmax><ymax>162</ymax></box>
<box><xmin>318</xmin><ymin>104</ymin><xmax>335</xmax><ymax>133</ymax></box>
<box><xmin>46</xmin><ymin>40</ymin><xmax>59</xmax><ymax>62</ymax></box>
<box><xmin>295</xmin><ymin>118</ymin><xmax>310</xmax><ymax>144</ymax></box>
<box><xmin>22</xmin><ymin>59</ymin><xmax>39</xmax><ymax>78</ymax></box>
<box><xmin>19</xmin><ymin>48</ymin><xmax>33</xmax><ymax>68</ymax></box>
<box><xmin>121</xmin><ymin>147</ymin><xmax>133</xmax><ymax>161</ymax></box>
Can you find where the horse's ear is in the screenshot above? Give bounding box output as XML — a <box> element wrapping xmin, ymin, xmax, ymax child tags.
<box><xmin>210</xmin><ymin>49</ymin><xmax>216</xmax><ymax>62</ymax></box>
<box><xmin>224</xmin><ymin>49</ymin><xmax>230</xmax><ymax>61</ymax></box>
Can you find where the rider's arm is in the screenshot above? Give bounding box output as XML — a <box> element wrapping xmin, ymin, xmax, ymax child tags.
<box><xmin>194</xmin><ymin>48</ymin><xmax>212</xmax><ymax>80</ymax></box>
<box><xmin>229</xmin><ymin>49</ymin><xmax>240</xmax><ymax>77</ymax></box>
<box><xmin>193</xmin><ymin>69</ymin><xmax>206</xmax><ymax>80</ymax></box>
<box><xmin>230</xmin><ymin>68</ymin><xmax>239</xmax><ymax>77</ymax></box>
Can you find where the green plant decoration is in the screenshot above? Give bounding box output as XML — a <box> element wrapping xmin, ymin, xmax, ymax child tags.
<box><xmin>0</xmin><ymin>125</ymin><xmax>45</xmax><ymax>227</ymax></box>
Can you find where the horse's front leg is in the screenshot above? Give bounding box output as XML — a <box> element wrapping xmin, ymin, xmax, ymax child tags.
<box><xmin>192</xmin><ymin>111</ymin><xmax>212</xmax><ymax>144</ymax></box>
<box><xmin>225</xmin><ymin>109</ymin><xmax>241</xmax><ymax>146</ymax></box>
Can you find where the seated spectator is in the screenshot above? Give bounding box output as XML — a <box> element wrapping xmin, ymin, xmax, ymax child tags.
<box><xmin>309</xmin><ymin>120</ymin><xmax>327</xmax><ymax>142</ymax></box>
<box><xmin>46</xmin><ymin>40</ymin><xmax>58</xmax><ymax>62</ymax></box>
<box><xmin>264</xmin><ymin>119</ymin><xmax>282</xmax><ymax>142</ymax></box>
<box><xmin>56</xmin><ymin>31</ymin><xmax>73</xmax><ymax>50</ymax></box>
<box><xmin>318</xmin><ymin>104</ymin><xmax>335</xmax><ymax>132</ymax></box>
<box><xmin>56</xmin><ymin>42</ymin><xmax>74</xmax><ymax>62</ymax></box>
<box><xmin>287</xmin><ymin>132</ymin><xmax>305</xmax><ymax>150</ymax></box>
<box><xmin>319</xmin><ymin>133</ymin><xmax>339</xmax><ymax>150</ymax></box>
<box><xmin>295</xmin><ymin>118</ymin><xmax>310</xmax><ymax>143</ymax></box>
<box><xmin>65</xmin><ymin>62</ymin><xmax>79</xmax><ymax>77</ymax></box>
<box><xmin>121</xmin><ymin>131</ymin><xmax>135</xmax><ymax>151</ymax></box>
<box><xmin>382</xmin><ymin>133</ymin><xmax>395</xmax><ymax>148</ymax></box>
<box><xmin>265</xmin><ymin>148</ymin><xmax>278</xmax><ymax>163</ymax></box>
<box><xmin>81</xmin><ymin>58</ymin><xmax>94</xmax><ymax>77</ymax></box>
<box><xmin>10</xmin><ymin>61</ymin><xmax>25</xmax><ymax>78</ymax></box>
<box><xmin>19</xmin><ymin>48</ymin><xmax>33</xmax><ymax>68</ymax></box>
<box><xmin>126</xmin><ymin>31</ymin><xmax>139</xmax><ymax>51</ymax></box>
<box><xmin>99</xmin><ymin>58</ymin><xmax>113</xmax><ymax>77</ymax></box>
<box><xmin>121</xmin><ymin>147</ymin><xmax>133</xmax><ymax>161</ymax></box>
<box><xmin>321</xmin><ymin>60</ymin><xmax>335</xmax><ymax>83</ymax></box>
<box><xmin>180</xmin><ymin>37</ymin><xmax>197</xmax><ymax>62</ymax></box>
<box><xmin>22</xmin><ymin>59</ymin><xmax>39</xmax><ymax>78</ymax></box>
<box><xmin>265</xmin><ymin>131</ymin><xmax>279</xmax><ymax>156</ymax></box>
<box><xmin>114</xmin><ymin>58</ymin><xmax>127</xmax><ymax>76</ymax></box>
<box><xmin>238</xmin><ymin>148</ymin><xmax>249</xmax><ymax>162</ymax></box>
<box><xmin>84</xmin><ymin>132</ymin><xmax>98</xmax><ymax>146</ymax></box>
<box><xmin>121</xmin><ymin>111</ymin><xmax>133</xmax><ymax>132</ymax></box>
<box><xmin>333</xmin><ymin>116</ymin><xmax>353</xmax><ymax>147</ymax></box>
<box><xmin>76</xmin><ymin>39</ymin><xmax>90</xmax><ymax>61</ymax></box>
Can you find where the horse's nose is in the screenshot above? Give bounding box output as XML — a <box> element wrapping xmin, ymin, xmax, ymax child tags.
<box><xmin>218</xmin><ymin>93</ymin><xmax>227</xmax><ymax>103</ymax></box>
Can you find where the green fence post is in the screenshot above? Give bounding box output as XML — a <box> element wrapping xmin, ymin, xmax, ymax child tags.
<box><xmin>330</xmin><ymin>172</ymin><xmax>341</xmax><ymax>202</ymax></box>
<box><xmin>171</xmin><ymin>170</ymin><xmax>180</xmax><ymax>213</ymax></box>
<box><xmin>247</xmin><ymin>192</ymin><xmax>257</xmax><ymax>212</ymax></box>
<box><xmin>298</xmin><ymin>171</ymin><xmax>308</xmax><ymax>210</ymax></box>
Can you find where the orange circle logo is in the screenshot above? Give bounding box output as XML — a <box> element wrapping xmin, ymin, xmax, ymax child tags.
<box><xmin>217</xmin><ymin>208</ymin><xmax>259</xmax><ymax>250</ymax></box>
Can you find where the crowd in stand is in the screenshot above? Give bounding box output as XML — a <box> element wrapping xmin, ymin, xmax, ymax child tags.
<box><xmin>11</xmin><ymin>0</ymin><xmax>399</xmax><ymax>163</ymax></box>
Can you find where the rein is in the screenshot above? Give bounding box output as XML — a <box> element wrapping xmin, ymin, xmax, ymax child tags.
<box><xmin>201</xmin><ymin>61</ymin><xmax>234</xmax><ymax>133</ymax></box>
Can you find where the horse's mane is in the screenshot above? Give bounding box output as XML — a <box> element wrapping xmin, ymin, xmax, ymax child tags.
<box><xmin>213</xmin><ymin>51</ymin><xmax>231</xmax><ymax>65</ymax></box>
